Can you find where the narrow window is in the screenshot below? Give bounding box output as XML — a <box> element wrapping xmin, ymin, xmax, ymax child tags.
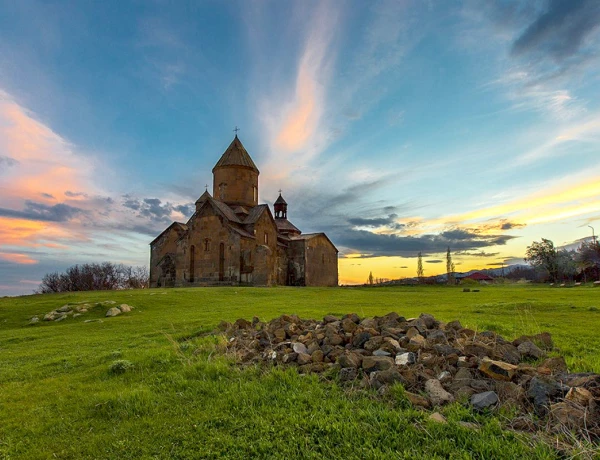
<box><xmin>189</xmin><ymin>245</ymin><xmax>195</xmax><ymax>281</ymax></box>
<box><xmin>264</xmin><ymin>232</ymin><xmax>268</xmax><ymax>244</ymax></box>
<box><xmin>204</xmin><ymin>239</ymin><xmax>210</xmax><ymax>251</ymax></box>
<box><xmin>253</xmin><ymin>186</ymin><xmax>257</xmax><ymax>203</ymax></box>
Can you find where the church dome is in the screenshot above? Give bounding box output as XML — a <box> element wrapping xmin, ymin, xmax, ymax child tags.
<box><xmin>212</xmin><ymin>136</ymin><xmax>259</xmax><ymax>173</ymax></box>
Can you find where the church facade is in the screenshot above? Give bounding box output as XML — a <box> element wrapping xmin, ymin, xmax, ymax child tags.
<box><xmin>149</xmin><ymin>135</ymin><xmax>338</xmax><ymax>287</ymax></box>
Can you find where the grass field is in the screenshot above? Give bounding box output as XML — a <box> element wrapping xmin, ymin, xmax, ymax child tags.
<box><xmin>1</xmin><ymin>284</ymin><xmax>599</xmax><ymax>459</ymax></box>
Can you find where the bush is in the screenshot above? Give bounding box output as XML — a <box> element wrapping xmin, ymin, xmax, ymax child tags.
<box><xmin>109</xmin><ymin>360</ymin><xmax>134</xmax><ymax>375</ymax></box>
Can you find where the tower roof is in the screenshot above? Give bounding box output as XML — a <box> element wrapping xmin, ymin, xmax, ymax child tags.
<box><xmin>212</xmin><ymin>136</ymin><xmax>259</xmax><ymax>173</ymax></box>
<box><xmin>274</xmin><ymin>193</ymin><xmax>287</xmax><ymax>205</ymax></box>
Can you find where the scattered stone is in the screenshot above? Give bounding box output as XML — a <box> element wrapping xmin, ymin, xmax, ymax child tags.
<box><xmin>395</xmin><ymin>352</ymin><xmax>416</xmax><ymax>366</ymax></box>
<box><xmin>373</xmin><ymin>349</ymin><xmax>392</xmax><ymax>357</ymax></box>
<box><xmin>538</xmin><ymin>356</ymin><xmax>568</xmax><ymax>374</ymax></box>
<box><xmin>458</xmin><ymin>421</ymin><xmax>479</xmax><ymax>430</ymax></box>
<box><xmin>105</xmin><ymin>307</ymin><xmax>121</xmax><ymax>317</ymax></box>
<box><xmin>118</xmin><ymin>304</ymin><xmax>132</xmax><ymax>313</ymax></box>
<box><xmin>425</xmin><ymin>379</ymin><xmax>454</xmax><ymax>406</ymax></box>
<box><xmin>438</xmin><ymin>371</ymin><xmax>452</xmax><ymax>383</ymax></box>
<box><xmin>405</xmin><ymin>391</ymin><xmax>431</xmax><ymax>408</ymax></box>
<box><xmin>29</xmin><ymin>316</ymin><xmax>39</xmax><ymax>324</ymax></box>
<box><xmin>550</xmin><ymin>401</ymin><xmax>588</xmax><ymax>429</ymax></box>
<box><xmin>54</xmin><ymin>315</ymin><xmax>67</xmax><ymax>322</ymax></box>
<box><xmin>428</xmin><ymin>412</ymin><xmax>447</xmax><ymax>424</ymax></box>
<box><xmin>471</xmin><ymin>391</ymin><xmax>499</xmax><ymax>411</ymax></box>
<box><xmin>292</xmin><ymin>342</ymin><xmax>308</xmax><ymax>354</ymax></box>
<box><xmin>57</xmin><ymin>305</ymin><xmax>72</xmax><ymax>313</ymax></box>
<box><xmin>297</xmin><ymin>353</ymin><xmax>312</xmax><ymax>365</ymax></box>
<box><xmin>527</xmin><ymin>376</ymin><xmax>568</xmax><ymax>415</ymax></box>
<box><xmin>565</xmin><ymin>387</ymin><xmax>593</xmax><ymax>407</ymax></box>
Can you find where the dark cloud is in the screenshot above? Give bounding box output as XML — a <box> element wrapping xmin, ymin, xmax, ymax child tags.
<box><xmin>334</xmin><ymin>228</ymin><xmax>518</xmax><ymax>258</ymax></box>
<box><xmin>121</xmin><ymin>196</ymin><xmax>193</xmax><ymax>223</ymax></box>
<box><xmin>426</xmin><ymin>259</ymin><xmax>443</xmax><ymax>264</ymax></box>
<box><xmin>511</xmin><ymin>0</ymin><xmax>600</xmax><ymax>61</ymax></box>
<box><xmin>0</xmin><ymin>201</ymin><xmax>85</xmax><ymax>222</ymax></box>
<box><xmin>41</xmin><ymin>193</ymin><xmax>54</xmax><ymax>199</ymax></box>
<box><xmin>65</xmin><ymin>191</ymin><xmax>89</xmax><ymax>198</ymax></box>
<box><xmin>348</xmin><ymin>214</ymin><xmax>398</xmax><ymax>228</ymax></box>
<box><xmin>174</xmin><ymin>203</ymin><xmax>194</xmax><ymax>216</ymax></box>
<box><xmin>0</xmin><ymin>156</ymin><xmax>19</xmax><ymax>169</ymax></box>
<box><xmin>499</xmin><ymin>220</ymin><xmax>525</xmax><ymax>230</ymax></box>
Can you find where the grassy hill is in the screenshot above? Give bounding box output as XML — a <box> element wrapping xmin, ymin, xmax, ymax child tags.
<box><xmin>1</xmin><ymin>285</ymin><xmax>599</xmax><ymax>459</ymax></box>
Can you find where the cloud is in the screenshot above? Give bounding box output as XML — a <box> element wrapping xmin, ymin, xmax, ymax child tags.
<box><xmin>455</xmin><ymin>250</ymin><xmax>500</xmax><ymax>258</ymax></box>
<box><xmin>0</xmin><ymin>252</ymin><xmax>38</xmax><ymax>265</ymax></box>
<box><xmin>0</xmin><ymin>200</ymin><xmax>86</xmax><ymax>222</ymax></box>
<box><xmin>511</xmin><ymin>0</ymin><xmax>600</xmax><ymax>62</ymax></box>
<box><xmin>335</xmin><ymin>228</ymin><xmax>517</xmax><ymax>258</ymax></box>
<box><xmin>65</xmin><ymin>191</ymin><xmax>88</xmax><ymax>198</ymax></box>
<box><xmin>426</xmin><ymin>259</ymin><xmax>443</xmax><ymax>264</ymax></box>
<box><xmin>348</xmin><ymin>214</ymin><xmax>399</xmax><ymax>228</ymax></box>
<box><xmin>0</xmin><ymin>155</ymin><xmax>19</xmax><ymax>169</ymax></box>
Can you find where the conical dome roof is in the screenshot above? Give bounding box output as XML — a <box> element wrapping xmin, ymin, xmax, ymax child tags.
<box><xmin>212</xmin><ymin>136</ymin><xmax>259</xmax><ymax>173</ymax></box>
<box><xmin>274</xmin><ymin>193</ymin><xmax>287</xmax><ymax>205</ymax></box>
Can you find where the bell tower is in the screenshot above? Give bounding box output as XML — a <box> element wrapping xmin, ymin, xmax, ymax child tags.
<box><xmin>274</xmin><ymin>192</ymin><xmax>287</xmax><ymax>219</ymax></box>
<box><xmin>212</xmin><ymin>135</ymin><xmax>259</xmax><ymax>208</ymax></box>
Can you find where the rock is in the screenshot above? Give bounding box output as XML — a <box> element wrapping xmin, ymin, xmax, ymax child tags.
<box><xmin>352</xmin><ymin>331</ymin><xmax>372</xmax><ymax>348</ymax></box>
<box><xmin>550</xmin><ymin>401</ymin><xmax>587</xmax><ymax>429</ymax></box>
<box><xmin>297</xmin><ymin>353</ymin><xmax>312</xmax><ymax>365</ymax></box>
<box><xmin>339</xmin><ymin>367</ymin><xmax>358</xmax><ymax>382</ymax></box>
<box><xmin>372</xmin><ymin>349</ymin><xmax>392</xmax><ymax>357</ymax></box>
<box><xmin>311</xmin><ymin>350</ymin><xmax>324</xmax><ymax>363</ymax></box>
<box><xmin>395</xmin><ymin>352</ymin><xmax>416</xmax><ymax>366</ymax></box>
<box><xmin>73</xmin><ymin>313</ymin><xmax>82</xmax><ymax>318</ymax></box>
<box><xmin>337</xmin><ymin>352</ymin><xmax>362</xmax><ymax>368</ymax></box>
<box><xmin>273</xmin><ymin>328</ymin><xmax>286</xmax><ymax>342</ymax></box>
<box><xmin>527</xmin><ymin>376</ymin><xmax>568</xmax><ymax>415</ymax></box>
<box><xmin>57</xmin><ymin>305</ymin><xmax>72</xmax><ymax>313</ymax></box>
<box><xmin>118</xmin><ymin>304</ymin><xmax>132</xmax><ymax>313</ymax></box>
<box><xmin>105</xmin><ymin>307</ymin><xmax>121</xmax><ymax>317</ymax></box>
<box><xmin>323</xmin><ymin>314</ymin><xmax>340</xmax><ymax>323</ymax></box>
<box><xmin>419</xmin><ymin>313</ymin><xmax>437</xmax><ymax>329</ymax></box>
<box><xmin>437</xmin><ymin>371</ymin><xmax>452</xmax><ymax>383</ymax></box>
<box><xmin>55</xmin><ymin>314</ymin><xmax>67</xmax><ymax>322</ymax></box>
<box><xmin>292</xmin><ymin>342</ymin><xmax>308</xmax><ymax>354</ymax></box>
<box><xmin>425</xmin><ymin>379</ymin><xmax>454</xmax><ymax>406</ymax></box>
<box><xmin>282</xmin><ymin>353</ymin><xmax>297</xmax><ymax>364</ymax></box>
<box><xmin>517</xmin><ymin>341</ymin><xmax>545</xmax><ymax>360</ymax></box>
<box><xmin>538</xmin><ymin>356</ymin><xmax>568</xmax><ymax>374</ymax></box>
<box><xmin>495</xmin><ymin>381</ymin><xmax>525</xmax><ymax>404</ymax></box>
<box><xmin>493</xmin><ymin>343</ymin><xmax>521</xmax><ymax>365</ymax></box>
<box><xmin>471</xmin><ymin>391</ymin><xmax>499</xmax><ymax>411</ymax></box>
<box><xmin>234</xmin><ymin>318</ymin><xmax>253</xmax><ymax>330</ymax></box>
<box><xmin>565</xmin><ymin>387</ymin><xmax>593</xmax><ymax>407</ymax></box>
<box><xmin>426</xmin><ymin>329</ymin><xmax>446</xmax><ymax>344</ymax></box>
<box><xmin>458</xmin><ymin>421</ymin><xmax>479</xmax><ymax>430</ymax></box>
<box><xmin>428</xmin><ymin>412</ymin><xmax>447</xmax><ymax>424</ymax></box>
<box><xmin>341</xmin><ymin>318</ymin><xmax>358</xmax><ymax>333</ymax></box>
<box><xmin>445</xmin><ymin>320</ymin><xmax>463</xmax><ymax>331</ymax></box>
<box><xmin>370</xmin><ymin>367</ymin><xmax>403</xmax><ymax>388</ymax></box>
<box><xmin>407</xmin><ymin>334</ymin><xmax>426</xmax><ymax>351</ymax></box>
<box><xmin>43</xmin><ymin>311</ymin><xmax>58</xmax><ymax>321</ymax></box>
<box><xmin>405</xmin><ymin>391</ymin><xmax>431</xmax><ymax>408</ymax></box>
<box><xmin>29</xmin><ymin>316</ymin><xmax>40</xmax><ymax>324</ymax></box>
<box><xmin>479</xmin><ymin>358</ymin><xmax>517</xmax><ymax>381</ymax></box>
<box><xmin>362</xmin><ymin>356</ymin><xmax>394</xmax><ymax>373</ymax></box>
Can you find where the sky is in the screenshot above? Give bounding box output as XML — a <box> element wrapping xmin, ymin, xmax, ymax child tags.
<box><xmin>1</xmin><ymin>0</ymin><xmax>600</xmax><ymax>295</ymax></box>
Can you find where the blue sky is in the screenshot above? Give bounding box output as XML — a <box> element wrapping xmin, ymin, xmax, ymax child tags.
<box><xmin>1</xmin><ymin>0</ymin><xmax>600</xmax><ymax>295</ymax></box>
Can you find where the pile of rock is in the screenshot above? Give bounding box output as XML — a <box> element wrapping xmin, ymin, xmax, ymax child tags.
<box><xmin>221</xmin><ymin>312</ymin><xmax>599</xmax><ymax>437</ymax></box>
<box><xmin>30</xmin><ymin>301</ymin><xmax>133</xmax><ymax>324</ymax></box>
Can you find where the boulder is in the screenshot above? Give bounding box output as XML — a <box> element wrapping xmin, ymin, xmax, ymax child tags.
<box><xmin>337</xmin><ymin>352</ymin><xmax>362</xmax><ymax>369</ymax></box>
<box><xmin>527</xmin><ymin>376</ymin><xmax>568</xmax><ymax>415</ymax></box>
<box><xmin>118</xmin><ymin>304</ymin><xmax>132</xmax><ymax>313</ymax></box>
<box><xmin>395</xmin><ymin>352</ymin><xmax>416</xmax><ymax>366</ymax></box>
<box><xmin>517</xmin><ymin>341</ymin><xmax>545</xmax><ymax>360</ymax></box>
<box><xmin>105</xmin><ymin>307</ymin><xmax>121</xmax><ymax>317</ymax></box>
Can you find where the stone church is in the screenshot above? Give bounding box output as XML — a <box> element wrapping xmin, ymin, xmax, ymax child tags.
<box><xmin>149</xmin><ymin>135</ymin><xmax>338</xmax><ymax>287</ymax></box>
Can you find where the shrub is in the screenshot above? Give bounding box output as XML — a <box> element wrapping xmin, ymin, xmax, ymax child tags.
<box><xmin>109</xmin><ymin>359</ymin><xmax>134</xmax><ymax>375</ymax></box>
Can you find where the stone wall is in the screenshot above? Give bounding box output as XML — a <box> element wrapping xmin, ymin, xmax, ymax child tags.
<box><xmin>213</xmin><ymin>166</ymin><xmax>258</xmax><ymax>208</ymax></box>
<box><xmin>305</xmin><ymin>235</ymin><xmax>338</xmax><ymax>286</ymax></box>
<box><xmin>150</xmin><ymin>226</ymin><xmax>184</xmax><ymax>287</ymax></box>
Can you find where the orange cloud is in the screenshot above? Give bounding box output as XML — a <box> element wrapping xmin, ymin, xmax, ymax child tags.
<box><xmin>0</xmin><ymin>252</ymin><xmax>38</xmax><ymax>264</ymax></box>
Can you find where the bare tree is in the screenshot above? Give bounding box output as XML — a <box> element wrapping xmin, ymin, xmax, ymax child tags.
<box><xmin>446</xmin><ymin>247</ymin><xmax>455</xmax><ymax>285</ymax></box>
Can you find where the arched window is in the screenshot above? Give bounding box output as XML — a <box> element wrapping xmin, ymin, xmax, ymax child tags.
<box><xmin>189</xmin><ymin>245</ymin><xmax>195</xmax><ymax>282</ymax></box>
<box><xmin>264</xmin><ymin>232</ymin><xmax>268</xmax><ymax>244</ymax></box>
<box><xmin>253</xmin><ymin>186</ymin><xmax>258</xmax><ymax>203</ymax></box>
<box><xmin>204</xmin><ymin>239</ymin><xmax>210</xmax><ymax>251</ymax></box>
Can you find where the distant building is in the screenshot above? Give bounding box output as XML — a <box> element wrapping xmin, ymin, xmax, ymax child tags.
<box><xmin>149</xmin><ymin>135</ymin><xmax>338</xmax><ymax>287</ymax></box>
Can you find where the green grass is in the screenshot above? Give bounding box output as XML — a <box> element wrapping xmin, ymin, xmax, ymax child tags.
<box><xmin>1</xmin><ymin>284</ymin><xmax>599</xmax><ymax>459</ymax></box>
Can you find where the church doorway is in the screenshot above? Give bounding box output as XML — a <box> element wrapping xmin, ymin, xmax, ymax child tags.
<box><xmin>219</xmin><ymin>243</ymin><xmax>225</xmax><ymax>281</ymax></box>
